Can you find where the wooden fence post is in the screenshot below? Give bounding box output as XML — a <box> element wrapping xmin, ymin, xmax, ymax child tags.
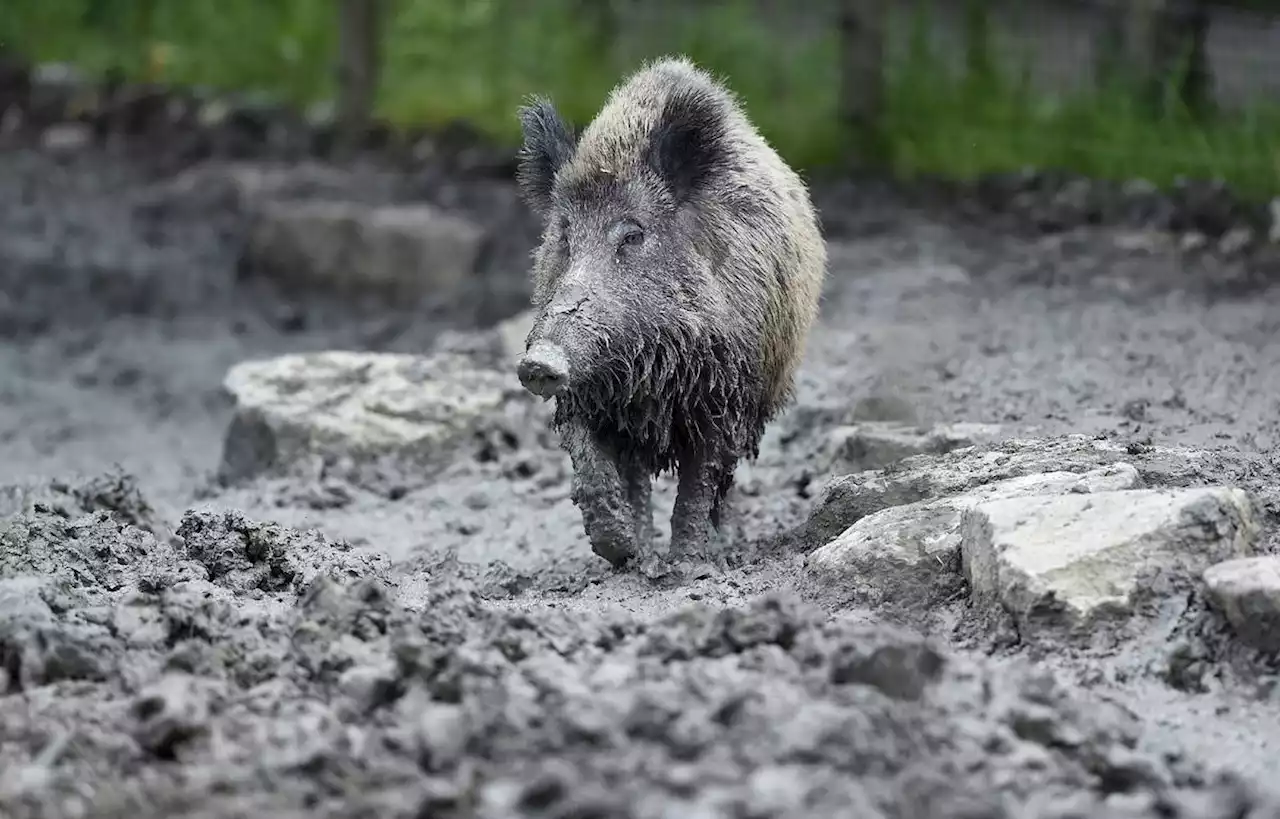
<box><xmin>1096</xmin><ymin>0</ymin><xmax>1212</xmax><ymax>116</ymax></box>
<box><xmin>335</xmin><ymin>0</ymin><xmax>383</xmax><ymax>157</ymax></box>
<box><xmin>1156</xmin><ymin>0</ymin><xmax>1212</xmax><ymax>116</ymax></box>
<box><xmin>837</xmin><ymin>0</ymin><xmax>890</xmax><ymax>166</ymax></box>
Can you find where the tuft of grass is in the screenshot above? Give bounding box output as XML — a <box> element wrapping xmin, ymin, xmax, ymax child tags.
<box><xmin>2</xmin><ymin>0</ymin><xmax>1278</xmax><ymax>198</ymax></box>
<box><xmin>880</xmin><ymin>1</ymin><xmax>1280</xmax><ymax>198</ymax></box>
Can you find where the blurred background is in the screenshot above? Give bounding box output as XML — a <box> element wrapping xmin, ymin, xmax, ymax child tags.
<box><xmin>2</xmin><ymin>0</ymin><xmax>1278</xmax><ymax>198</ymax></box>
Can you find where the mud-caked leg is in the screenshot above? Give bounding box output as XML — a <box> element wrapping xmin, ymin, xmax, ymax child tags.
<box><xmin>665</xmin><ymin>448</ymin><xmax>734</xmax><ymax>574</ymax></box>
<box><xmin>709</xmin><ymin>476</ymin><xmax>745</xmax><ymax>550</ymax></box>
<box><xmin>563</xmin><ymin>424</ymin><xmax>637</xmax><ymax>569</ymax></box>
<box><xmin>620</xmin><ymin>455</ymin><xmax>655</xmax><ymax>559</ymax></box>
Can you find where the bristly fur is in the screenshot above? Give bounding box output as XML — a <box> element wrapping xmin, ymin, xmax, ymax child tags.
<box><xmin>550</xmin><ymin>315</ymin><xmax>767</xmax><ymax>485</ymax></box>
<box><xmin>515</xmin><ymin>96</ymin><xmax>577</xmax><ymax>215</ymax></box>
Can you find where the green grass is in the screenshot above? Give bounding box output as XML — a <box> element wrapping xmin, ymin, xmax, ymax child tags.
<box><xmin>2</xmin><ymin>0</ymin><xmax>1279</xmax><ymax>198</ymax></box>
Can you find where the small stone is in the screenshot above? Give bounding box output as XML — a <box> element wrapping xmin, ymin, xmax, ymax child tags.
<box><xmin>337</xmin><ymin>663</ymin><xmax>399</xmax><ymax>713</ymax></box>
<box><xmin>130</xmin><ymin>673</ymin><xmax>222</xmax><ymax>759</ymax></box>
<box><xmin>1203</xmin><ymin>556</ymin><xmax>1280</xmax><ymax>654</ymax></box>
<box><xmin>416</xmin><ymin>701</ymin><xmax>470</xmax><ymax>771</ymax></box>
<box><xmin>304</xmin><ymin>99</ymin><xmax>337</xmax><ymax>129</ymax></box>
<box><xmin>218</xmin><ymin>351</ymin><xmax>512</xmax><ymax>482</ymax></box>
<box><xmin>1121</xmin><ymin>178</ymin><xmax>1160</xmax><ymax>197</ymax></box>
<box><xmin>40</xmin><ymin>123</ymin><xmax>91</xmax><ymax>154</ymax></box>
<box><xmin>197</xmin><ymin>98</ymin><xmax>231</xmax><ymax>127</ymax></box>
<box><xmin>961</xmin><ymin>487</ymin><xmax>1260</xmax><ymax>635</ymax></box>
<box><xmin>825</xmin><ymin>421</ymin><xmax>1005</xmax><ymax>472</ymax></box>
<box><xmin>1179</xmin><ymin>231</ymin><xmax>1209</xmax><ymax>252</ymax></box>
<box><xmin>1217</xmin><ymin>226</ymin><xmax>1253</xmax><ymax>257</ymax></box>
<box><xmin>1269</xmin><ymin>198</ymin><xmax>1280</xmax><ymax>244</ymax></box>
<box><xmin>1112</xmin><ymin>230</ymin><xmax>1167</xmax><ymax>254</ymax></box>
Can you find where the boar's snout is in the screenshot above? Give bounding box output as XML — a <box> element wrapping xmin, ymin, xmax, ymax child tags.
<box><xmin>517</xmin><ymin>340</ymin><xmax>570</xmax><ymax>399</ymax></box>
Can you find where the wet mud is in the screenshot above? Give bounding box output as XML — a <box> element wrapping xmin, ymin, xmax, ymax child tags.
<box><xmin>3</xmin><ymin>140</ymin><xmax>1280</xmax><ymax>818</ymax></box>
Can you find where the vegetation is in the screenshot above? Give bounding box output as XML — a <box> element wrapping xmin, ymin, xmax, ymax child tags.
<box><xmin>2</xmin><ymin>0</ymin><xmax>1279</xmax><ymax>197</ymax></box>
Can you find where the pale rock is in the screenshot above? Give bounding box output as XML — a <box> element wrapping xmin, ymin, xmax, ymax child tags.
<box><xmin>803</xmin><ymin>434</ymin><xmax>1205</xmax><ymax>547</ymax></box>
<box><xmin>430</xmin><ymin>309</ymin><xmax>535</xmax><ymax>371</ymax></box>
<box><xmin>197</xmin><ymin>97</ymin><xmax>232</xmax><ymax>128</ymax></box>
<box><xmin>1202</xmin><ymin>556</ymin><xmax>1280</xmax><ymax>654</ymax></box>
<box><xmin>0</xmin><ymin>107</ymin><xmax>22</xmax><ymax>136</ymax></box>
<box><xmin>805</xmin><ymin>464</ymin><xmax>1140</xmax><ymax>607</ymax></box>
<box><xmin>1217</xmin><ymin>227</ymin><xmax>1253</xmax><ymax>257</ymax></box>
<box><xmin>1112</xmin><ymin>230</ymin><xmax>1169</xmax><ymax>254</ymax></box>
<box><xmin>496</xmin><ymin>309</ymin><xmax>536</xmax><ymax>360</ymax></box>
<box><xmin>28</xmin><ymin>62</ymin><xmax>86</xmax><ymax>122</ymax></box>
<box><xmin>962</xmin><ymin>487</ymin><xmax>1260</xmax><ymax>634</ymax></box>
<box><xmin>136</xmin><ymin>161</ymin><xmax>366</xmax><ymax>219</ymax></box>
<box><xmin>1179</xmin><ymin>232</ymin><xmax>1209</xmax><ymax>253</ymax></box>
<box><xmin>218</xmin><ymin>351</ymin><xmax>514</xmax><ymax>482</ymax></box>
<box><xmin>39</xmin><ymin>123</ymin><xmax>91</xmax><ymax>154</ymax></box>
<box><xmin>218</xmin><ymin>162</ymin><xmax>356</xmax><ymax>210</ymax></box>
<box><xmin>825</xmin><ymin>421</ymin><xmax>1005</xmax><ymax>472</ymax></box>
<box><xmin>244</xmin><ymin>199</ymin><xmax>485</xmax><ymax>299</ymax></box>
<box><xmin>130</xmin><ymin>672</ymin><xmax>224</xmax><ymax>757</ymax></box>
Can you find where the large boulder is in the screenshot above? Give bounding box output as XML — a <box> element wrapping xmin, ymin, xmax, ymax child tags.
<box><xmin>217</xmin><ymin>350</ymin><xmax>518</xmax><ymax>483</ymax></box>
<box><xmin>804</xmin><ymin>463</ymin><xmax>1141</xmax><ymax>610</ymax></box>
<box><xmin>802</xmin><ymin>434</ymin><xmax>1210</xmax><ymax>548</ymax></box>
<box><xmin>961</xmin><ymin>486</ymin><xmax>1260</xmax><ymax>636</ymax></box>
<box><xmin>801</xmin><ymin>433</ymin><xmax>1263</xmax><ymax>637</ymax></box>
<box><xmin>243</xmin><ymin>199</ymin><xmax>486</xmax><ymax>301</ymax></box>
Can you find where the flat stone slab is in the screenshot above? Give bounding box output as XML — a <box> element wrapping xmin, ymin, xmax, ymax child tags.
<box><xmin>244</xmin><ymin>199</ymin><xmax>485</xmax><ymax>300</ymax></box>
<box><xmin>1202</xmin><ymin>556</ymin><xmax>1280</xmax><ymax>654</ymax></box>
<box><xmin>803</xmin><ymin>434</ymin><xmax>1210</xmax><ymax>548</ymax></box>
<box><xmin>961</xmin><ymin>487</ymin><xmax>1260</xmax><ymax>634</ymax></box>
<box><xmin>218</xmin><ymin>350</ymin><xmax>515</xmax><ymax>482</ymax></box>
<box><xmin>805</xmin><ymin>464</ymin><xmax>1141</xmax><ymax>608</ymax></box>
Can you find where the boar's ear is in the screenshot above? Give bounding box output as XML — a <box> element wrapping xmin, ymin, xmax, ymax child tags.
<box><xmin>516</xmin><ymin>96</ymin><xmax>577</xmax><ymax>217</ymax></box>
<box><xmin>645</xmin><ymin>85</ymin><xmax>729</xmax><ymax>203</ymax></box>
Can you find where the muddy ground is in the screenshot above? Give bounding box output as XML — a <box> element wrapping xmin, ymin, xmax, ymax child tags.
<box><xmin>3</xmin><ymin>137</ymin><xmax>1280</xmax><ymax>819</ymax></box>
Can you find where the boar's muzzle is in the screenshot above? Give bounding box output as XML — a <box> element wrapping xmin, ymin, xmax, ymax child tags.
<box><xmin>518</xmin><ymin>273</ymin><xmax>596</xmax><ymax>399</ymax></box>
<box><xmin>517</xmin><ymin>340</ymin><xmax>570</xmax><ymax>399</ymax></box>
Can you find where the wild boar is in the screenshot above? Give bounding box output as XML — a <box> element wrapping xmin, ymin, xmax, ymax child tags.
<box><xmin>513</xmin><ymin>55</ymin><xmax>827</xmax><ymax>574</ymax></box>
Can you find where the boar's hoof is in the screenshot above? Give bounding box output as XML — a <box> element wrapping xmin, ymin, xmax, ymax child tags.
<box><xmin>517</xmin><ymin>341</ymin><xmax>569</xmax><ymax>399</ymax></box>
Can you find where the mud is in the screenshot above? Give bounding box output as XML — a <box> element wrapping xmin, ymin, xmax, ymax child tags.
<box><xmin>4</xmin><ymin>140</ymin><xmax>1280</xmax><ymax>818</ymax></box>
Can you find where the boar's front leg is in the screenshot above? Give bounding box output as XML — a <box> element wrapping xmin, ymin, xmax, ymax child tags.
<box><xmin>622</xmin><ymin>456</ymin><xmax>655</xmax><ymax>558</ymax></box>
<box><xmin>563</xmin><ymin>424</ymin><xmax>644</xmax><ymax>569</ymax></box>
<box><xmin>668</xmin><ymin>446</ymin><xmax>737</xmax><ymax>569</ymax></box>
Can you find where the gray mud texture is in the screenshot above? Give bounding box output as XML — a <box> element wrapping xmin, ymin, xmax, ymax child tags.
<box><xmin>4</xmin><ymin>142</ymin><xmax>1280</xmax><ymax>819</ymax></box>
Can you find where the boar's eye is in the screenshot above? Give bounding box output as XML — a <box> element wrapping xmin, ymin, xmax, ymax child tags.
<box><xmin>611</xmin><ymin>220</ymin><xmax>645</xmax><ymax>253</ymax></box>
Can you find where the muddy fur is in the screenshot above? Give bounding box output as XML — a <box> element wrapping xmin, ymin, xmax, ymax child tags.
<box><xmin>515</xmin><ymin>55</ymin><xmax>827</xmax><ymax>512</ymax></box>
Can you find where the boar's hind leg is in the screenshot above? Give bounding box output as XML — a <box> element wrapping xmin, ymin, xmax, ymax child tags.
<box><xmin>564</xmin><ymin>424</ymin><xmax>638</xmax><ymax>569</ymax></box>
